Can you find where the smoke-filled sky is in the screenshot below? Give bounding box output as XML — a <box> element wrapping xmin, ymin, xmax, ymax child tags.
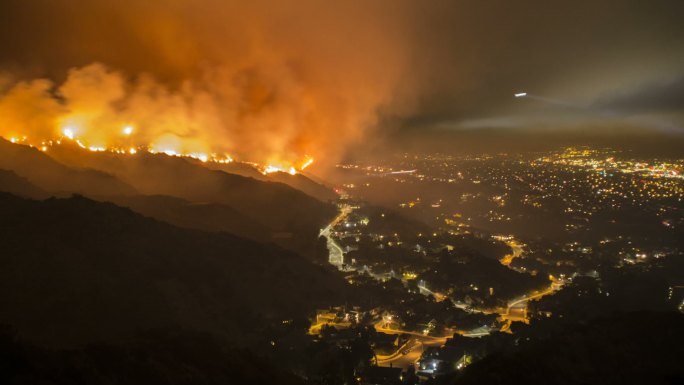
<box><xmin>0</xmin><ymin>0</ymin><xmax>683</xmax><ymax>165</ymax></box>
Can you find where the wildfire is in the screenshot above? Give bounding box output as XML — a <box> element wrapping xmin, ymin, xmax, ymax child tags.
<box><xmin>62</xmin><ymin>127</ymin><xmax>75</xmax><ymax>140</ymax></box>
<box><xmin>263</xmin><ymin>165</ymin><xmax>297</xmax><ymax>175</ymax></box>
<box><xmin>300</xmin><ymin>156</ymin><xmax>314</xmax><ymax>170</ymax></box>
<box><xmin>259</xmin><ymin>156</ymin><xmax>313</xmax><ymax>174</ymax></box>
<box><xmin>260</xmin><ymin>156</ymin><xmax>315</xmax><ymax>175</ymax></box>
<box><xmin>2</xmin><ymin>124</ymin><xmax>315</xmax><ymax>175</ymax></box>
<box><xmin>122</xmin><ymin>126</ymin><xmax>134</xmax><ymax>136</ymax></box>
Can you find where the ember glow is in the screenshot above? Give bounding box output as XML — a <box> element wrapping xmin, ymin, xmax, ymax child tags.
<box><xmin>262</xmin><ymin>165</ymin><xmax>297</xmax><ymax>176</ymax></box>
<box><xmin>6</xmin><ymin>129</ymin><xmax>323</xmax><ymax>175</ymax></box>
<box><xmin>300</xmin><ymin>157</ymin><xmax>315</xmax><ymax>171</ymax></box>
<box><xmin>0</xmin><ymin>59</ymin><xmax>385</xmax><ymax>173</ymax></box>
<box><xmin>0</xmin><ymin>1</ymin><xmax>421</xmax><ymax>174</ymax></box>
<box><xmin>0</xmin><ymin>58</ymin><xmax>346</xmax><ymax>174</ymax></box>
<box><xmin>43</xmin><ymin>131</ymin><xmax>239</xmax><ymax>168</ymax></box>
<box><xmin>122</xmin><ymin>126</ymin><xmax>134</xmax><ymax>136</ymax></box>
<box><xmin>62</xmin><ymin>128</ymin><xmax>75</xmax><ymax>140</ymax></box>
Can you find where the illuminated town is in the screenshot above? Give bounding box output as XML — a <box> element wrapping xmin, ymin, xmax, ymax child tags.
<box><xmin>286</xmin><ymin>146</ymin><xmax>684</xmax><ymax>380</ymax></box>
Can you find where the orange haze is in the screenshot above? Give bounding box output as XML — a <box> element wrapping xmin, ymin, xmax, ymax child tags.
<box><xmin>0</xmin><ymin>0</ymin><xmax>419</xmax><ymax>170</ymax></box>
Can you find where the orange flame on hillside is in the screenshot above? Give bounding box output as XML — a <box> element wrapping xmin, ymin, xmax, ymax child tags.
<box><xmin>3</xmin><ymin>128</ymin><xmax>315</xmax><ymax>175</ymax></box>
<box><xmin>0</xmin><ymin>64</ymin><xmax>344</xmax><ymax>175</ymax></box>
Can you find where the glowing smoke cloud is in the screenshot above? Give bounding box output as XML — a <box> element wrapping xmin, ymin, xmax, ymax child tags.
<box><xmin>0</xmin><ymin>1</ymin><xmax>421</xmax><ymax>171</ymax></box>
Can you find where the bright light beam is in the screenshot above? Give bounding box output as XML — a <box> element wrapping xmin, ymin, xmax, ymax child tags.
<box><xmin>515</xmin><ymin>92</ymin><xmax>586</xmax><ymax>109</ymax></box>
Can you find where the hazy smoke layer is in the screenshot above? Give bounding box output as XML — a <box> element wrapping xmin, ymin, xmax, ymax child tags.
<box><xmin>0</xmin><ymin>0</ymin><xmax>417</xmax><ymax>167</ymax></box>
<box><xmin>2</xmin><ymin>0</ymin><xmax>683</xmax><ymax>164</ymax></box>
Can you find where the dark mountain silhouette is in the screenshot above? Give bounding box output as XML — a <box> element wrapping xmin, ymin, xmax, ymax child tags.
<box><xmin>0</xmin><ymin>327</ymin><xmax>307</xmax><ymax>385</ymax></box>
<box><xmin>11</xmin><ymin>141</ymin><xmax>337</xmax><ymax>258</ymax></box>
<box><xmin>0</xmin><ymin>141</ymin><xmax>331</xmax><ymax>256</ymax></box>
<box><xmin>0</xmin><ymin>169</ymin><xmax>48</xmax><ymax>199</ymax></box>
<box><xmin>0</xmin><ymin>192</ymin><xmax>347</xmax><ymax>348</ymax></box>
<box><xmin>203</xmin><ymin>161</ymin><xmax>337</xmax><ymax>202</ymax></box>
<box><xmin>0</xmin><ymin>139</ymin><xmax>136</xmax><ymax>197</ymax></box>
<box><xmin>105</xmin><ymin>194</ymin><xmax>269</xmax><ymax>241</ymax></box>
<box><xmin>265</xmin><ymin>171</ymin><xmax>337</xmax><ymax>202</ymax></box>
<box><xmin>439</xmin><ymin>312</ymin><xmax>684</xmax><ymax>385</ymax></box>
<box><xmin>205</xmin><ymin>160</ymin><xmax>265</xmax><ymax>179</ymax></box>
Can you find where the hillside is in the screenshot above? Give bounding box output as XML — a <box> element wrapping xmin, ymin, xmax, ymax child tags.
<box><xmin>105</xmin><ymin>194</ymin><xmax>269</xmax><ymax>241</ymax></box>
<box><xmin>265</xmin><ymin>171</ymin><xmax>337</xmax><ymax>202</ymax></box>
<box><xmin>200</xmin><ymin>161</ymin><xmax>337</xmax><ymax>202</ymax></box>
<box><xmin>442</xmin><ymin>312</ymin><xmax>684</xmax><ymax>385</ymax></box>
<box><xmin>43</xmin><ymin>143</ymin><xmax>337</xmax><ymax>257</ymax></box>
<box><xmin>0</xmin><ymin>192</ymin><xmax>348</xmax><ymax>348</ymax></box>
<box><xmin>0</xmin><ymin>139</ymin><xmax>136</xmax><ymax>197</ymax></box>
<box><xmin>0</xmin><ymin>327</ymin><xmax>307</xmax><ymax>385</ymax></box>
<box><xmin>0</xmin><ymin>169</ymin><xmax>48</xmax><ymax>199</ymax></box>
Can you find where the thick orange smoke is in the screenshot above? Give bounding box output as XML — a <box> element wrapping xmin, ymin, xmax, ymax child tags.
<box><xmin>0</xmin><ymin>0</ymin><xmax>418</xmax><ymax>170</ymax></box>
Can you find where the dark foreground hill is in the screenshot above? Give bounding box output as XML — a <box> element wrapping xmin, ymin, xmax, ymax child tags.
<box><xmin>0</xmin><ymin>327</ymin><xmax>306</xmax><ymax>385</ymax></box>
<box><xmin>0</xmin><ymin>139</ymin><xmax>136</xmax><ymax>197</ymax></box>
<box><xmin>0</xmin><ymin>192</ymin><xmax>347</xmax><ymax>348</ymax></box>
<box><xmin>436</xmin><ymin>311</ymin><xmax>684</xmax><ymax>385</ymax></box>
<box><xmin>104</xmin><ymin>194</ymin><xmax>269</xmax><ymax>242</ymax></box>
<box><xmin>0</xmin><ymin>169</ymin><xmax>48</xmax><ymax>199</ymax></box>
<box><xmin>0</xmin><ymin>140</ymin><xmax>268</xmax><ymax>243</ymax></box>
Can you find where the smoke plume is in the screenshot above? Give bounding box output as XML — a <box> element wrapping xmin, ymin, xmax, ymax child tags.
<box><xmin>0</xmin><ymin>0</ymin><xmax>418</xmax><ymax>168</ymax></box>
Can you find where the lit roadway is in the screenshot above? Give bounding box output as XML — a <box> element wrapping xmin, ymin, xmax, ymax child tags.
<box><xmin>377</xmin><ymin>338</ymin><xmax>446</xmax><ymax>370</ymax></box>
<box><xmin>308</xmin><ymin>318</ymin><xmax>448</xmax><ymax>370</ymax></box>
<box><xmin>499</xmin><ymin>279</ymin><xmax>563</xmax><ymax>330</ymax></box>
<box><xmin>308</xmin><ymin>320</ymin><xmax>352</xmax><ymax>335</ymax></box>
<box><xmin>417</xmin><ymin>285</ymin><xmax>447</xmax><ymax>302</ymax></box>
<box><xmin>374</xmin><ymin>320</ymin><xmax>450</xmax><ymax>370</ymax></box>
<box><xmin>495</xmin><ymin>238</ymin><xmax>563</xmax><ymax>328</ymax></box>
<box><xmin>320</xmin><ymin>205</ymin><xmax>352</xmax><ymax>267</ymax></box>
<box><xmin>499</xmin><ymin>239</ymin><xmax>524</xmax><ymax>266</ymax></box>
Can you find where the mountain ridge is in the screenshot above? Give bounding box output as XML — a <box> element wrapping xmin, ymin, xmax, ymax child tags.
<box><xmin>0</xmin><ymin>192</ymin><xmax>348</xmax><ymax>348</ymax></box>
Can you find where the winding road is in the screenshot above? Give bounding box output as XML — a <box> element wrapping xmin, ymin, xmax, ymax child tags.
<box><xmin>320</xmin><ymin>205</ymin><xmax>352</xmax><ymax>267</ymax></box>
